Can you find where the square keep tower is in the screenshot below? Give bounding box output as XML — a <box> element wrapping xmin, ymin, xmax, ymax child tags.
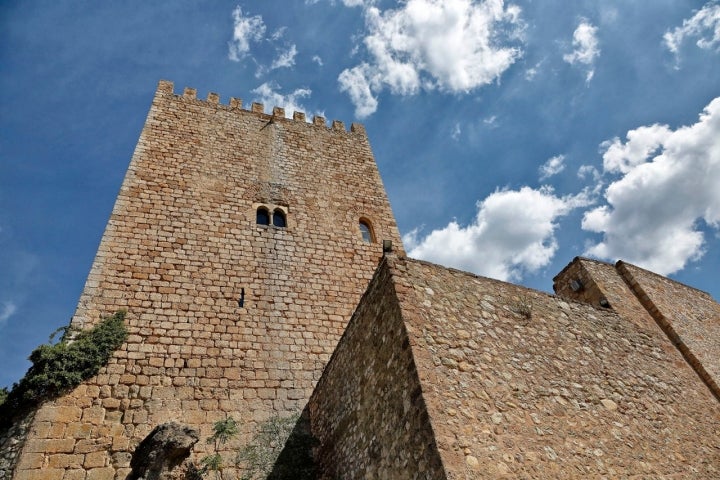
<box><xmin>12</xmin><ymin>80</ymin><xmax>403</xmax><ymax>479</ymax></box>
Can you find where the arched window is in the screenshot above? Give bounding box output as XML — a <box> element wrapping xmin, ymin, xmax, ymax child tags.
<box><xmin>359</xmin><ymin>219</ymin><xmax>374</xmax><ymax>243</ymax></box>
<box><xmin>256</xmin><ymin>207</ymin><xmax>270</xmax><ymax>225</ymax></box>
<box><xmin>273</xmin><ymin>209</ymin><xmax>287</xmax><ymax>228</ymax></box>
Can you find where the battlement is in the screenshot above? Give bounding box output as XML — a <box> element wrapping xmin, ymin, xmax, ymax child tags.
<box><xmin>156</xmin><ymin>80</ymin><xmax>366</xmax><ymax>135</ymax></box>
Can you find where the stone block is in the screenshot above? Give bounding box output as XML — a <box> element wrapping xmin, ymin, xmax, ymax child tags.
<box><xmin>34</xmin><ymin>406</ymin><xmax>82</xmax><ymax>423</ymax></box>
<box><xmin>85</xmin><ymin>467</ymin><xmax>115</xmax><ymax>480</ymax></box>
<box><xmin>62</xmin><ymin>470</ymin><xmax>87</xmax><ymax>480</ymax></box>
<box><xmin>74</xmin><ymin>437</ymin><xmax>112</xmax><ymax>454</ymax></box>
<box><xmin>82</xmin><ymin>406</ymin><xmax>106</xmax><ymax>425</ymax></box>
<box><xmin>14</xmin><ymin>468</ymin><xmax>65</xmax><ymax>480</ymax></box>
<box><xmin>84</xmin><ymin>450</ymin><xmax>108</xmax><ymax>468</ymax></box>
<box><xmin>47</xmin><ymin>453</ymin><xmax>84</xmax><ymax>469</ymax></box>
<box><xmin>15</xmin><ymin>453</ymin><xmax>44</xmax><ymax>470</ymax></box>
<box><xmin>25</xmin><ymin>438</ymin><xmax>75</xmax><ymax>454</ymax></box>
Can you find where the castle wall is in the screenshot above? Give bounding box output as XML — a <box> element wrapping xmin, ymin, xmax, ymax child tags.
<box><xmin>13</xmin><ymin>81</ymin><xmax>403</xmax><ymax>480</ymax></box>
<box><xmin>308</xmin><ymin>257</ymin><xmax>446</xmax><ymax>480</ymax></box>
<box><xmin>555</xmin><ymin>257</ymin><xmax>720</xmax><ymax>401</ymax></box>
<box><xmin>616</xmin><ymin>261</ymin><xmax>720</xmax><ymax>399</ymax></box>
<box><xmin>553</xmin><ymin>257</ymin><xmax>656</xmax><ymax>331</ymax></box>
<box><xmin>389</xmin><ymin>258</ymin><xmax>720</xmax><ymax>478</ymax></box>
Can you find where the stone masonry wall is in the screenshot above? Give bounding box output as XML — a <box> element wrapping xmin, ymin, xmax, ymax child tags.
<box><xmin>617</xmin><ymin>261</ymin><xmax>720</xmax><ymax>400</ymax></box>
<box><xmin>13</xmin><ymin>80</ymin><xmax>403</xmax><ymax>480</ymax></box>
<box><xmin>553</xmin><ymin>257</ymin><xmax>656</xmax><ymax>331</ymax></box>
<box><xmin>308</xmin><ymin>256</ymin><xmax>446</xmax><ymax>480</ymax></box>
<box><xmin>390</xmin><ymin>258</ymin><xmax>720</xmax><ymax>478</ymax></box>
<box><xmin>555</xmin><ymin>257</ymin><xmax>720</xmax><ymax>401</ymax></box>
<box><xmin>0</xmin><ymin>411</ymin><xmax>34</xmax><ymax>480</ymax></box>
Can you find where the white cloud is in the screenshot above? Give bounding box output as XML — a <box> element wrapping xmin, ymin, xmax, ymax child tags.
<box><xmin>539</xmin><ymin>155</ymin><xmax>566</xmax><ymax>180</ymax></box>
<box><xmin>664</xmin><ymin>2</ymin><xmax>720</xmax><ymax>59</ymax></box>
<box><xmin>306</xmin><ymin>0</ymin><xmax>375</xmax><ymax>7</ymax></box>
<box><xmin>312</xmin><ymin>55</ymin><xmax>324</xmax><ymax>66</ymax></box>
<box><xmin>228</xmin><ymin>7</ymin><xmax>266</xmax><ymax>62</ymax></box>
<box><xmin>338</xmin><ymin>0</ymin><xmax>524</xmax><ymax>117</ymax></box>
<box><xmin>600</xmin><ymin>124</ymin><xmax>672</xmax><ymax>174</ymax></box>
<box><xmin>404</xmin><ymin>186</ymin><xmax>591</xmax><ymax>281</ymax></box>
<box><xmin>270</xmin><ymin>27</ymin><xmax>287</xmax><ymax>42</ymax></box>
<box><xmin>451</xmin><ymin>123</ymin><xmax>462</xmax><ymax>140</ymax></box>
<box><xmin>338</xmin><ymin>65</ymin><xmax>379</xmax><ymax>118</ymax></box>
<box><xmin>563</xmin><ymin>20</ymin><xmax>600</xmax><ymax>82</ymax></box>
<box><xmin>525</xmin><ymin>62</ymin><xmax>541</xmax><ymax>81</ymax></box>
<box><xmin>251</xmin><ymin>82</ymin><xmax>313</xmax><ymax>119</ymax></box>
<box><xmin>0</xmin><ymin>301</ymin><xmax>17</xmax><ymax>328</ymax></box>
<box><xmin>270</xmin><ymin>44</ymin><xmax>298</xmax><ymax>70</ymax></box>
<box><xmin>577</xmin><ymin>165</ymin><xmax>604</xmax><ymax>195</ymax></box>
<box><xmin>582</xmin><ymin>96</ymin><xmax>720</xmax><ymax>275</ymax></box>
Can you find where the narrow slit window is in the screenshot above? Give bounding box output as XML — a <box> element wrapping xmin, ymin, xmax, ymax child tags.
<box><xmin>273</xmin><ymin>209</ymin><xmax>287</xmax><ymax>228</ymax></box>
<box><xmin>359</xmin><ymin>219</ymin><xmax>374</xmax><ymax>243</ymax></box>
<box><xmin>256</xmin><ymin>207</ymin><xmax>270</xmax><ymax>225</ymax></box>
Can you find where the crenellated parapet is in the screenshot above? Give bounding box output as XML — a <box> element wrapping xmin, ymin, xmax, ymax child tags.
<box><xmin>156</xmin><ymin>80</ymin><xmax>366</xmax><ymax>135</ymax></box>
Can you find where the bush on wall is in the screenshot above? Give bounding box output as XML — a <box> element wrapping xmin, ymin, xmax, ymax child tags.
<box><xmin>0</xmin><ymin>310</ymin><xmax>128</xmax><ymax>429</ymax></box>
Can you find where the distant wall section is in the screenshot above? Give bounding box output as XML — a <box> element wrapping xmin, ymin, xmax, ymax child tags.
<box><xmin>555</xmin><ymin>257</ymin><xmax>720</xmax><ymax>401</ymax></box>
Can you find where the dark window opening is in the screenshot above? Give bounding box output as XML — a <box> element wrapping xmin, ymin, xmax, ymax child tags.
<box><xmin>273</xmin><ymin>209</ymin><xmax>287</xmax><ymax>228</ymax></box>
<box><xmin>256</xmin><ymin>207</ymin><xmax>270</xmax><ymax>225</ymax></box>
<box><xmin>359</xmin><ymin>220</ymin><xmax>374</xmax><ymax>243</ymax></box>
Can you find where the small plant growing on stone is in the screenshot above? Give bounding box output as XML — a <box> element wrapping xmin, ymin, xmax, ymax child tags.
<box><xmin>511</xmin><ymin>295</ymin><xmax>533</xmax><ymax>320</ymax></box>
<box><xmin>200</xmin><ymin>416</ymin><xmax>239</xmax><ymax>480</ymax></box>
<box><xmin>236</xmin><ymin>413</ymin><xmax>305</xmax><ymax>480</ymax></box>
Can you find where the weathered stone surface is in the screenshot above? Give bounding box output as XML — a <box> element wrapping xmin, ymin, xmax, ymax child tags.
<box><xmin>128</xmin><ymin>422</ymin><xmax>199</xmax><ymax>480</ymax></box>
<box><xmin>13</xmin><ymin>80</ymin><xmax>403</xmax><ymax>479</ymax></box>
<box><xmin>311</xmin><ymin>256</ymin><xmax>720</xmax><ymax>479</ymax></box>
<box><xmin>555</xmin><ymin>257</ymin><xmax>720</xmax><ymax>400</ymax></box>
<box><xmin>309</xmin><ymin>257</ymin><xmax>446</xmax><ymax>480</ymax></box>
<box><xmin>618</xmin><ymin>260</ymin><xmax>720</xmax><ymax>398</ymax></box>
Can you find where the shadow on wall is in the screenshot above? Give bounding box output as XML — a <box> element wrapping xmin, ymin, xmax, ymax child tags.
<box><xmin>266</xmin><ymin>407</ymin><xmax>318</xmax><ymax>480</ymax></box>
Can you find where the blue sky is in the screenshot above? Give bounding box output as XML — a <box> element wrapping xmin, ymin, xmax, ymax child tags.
<box><xmin>1</xmin><ymin>0</ymin><xmax>719</xmax><ymax>388</ymax></box>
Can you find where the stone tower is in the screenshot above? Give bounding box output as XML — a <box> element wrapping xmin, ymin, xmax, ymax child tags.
<box><xmin>10</xmin><ymin>80</ymin><xmax>403</xmax><ymax>479</ymax></box>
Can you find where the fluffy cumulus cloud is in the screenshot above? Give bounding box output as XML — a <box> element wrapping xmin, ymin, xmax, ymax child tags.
<box><xmin>582</xmin><ymin>97</ymin><xmax>720</xmax><ymax>275</ymax></box>
<box><xmin>251</xmin><ymin>82</ymin><xmax>313</xmax><ymax>118</ymax></box>
<box><xmin>404</xmin><ymin>186</ymin><xmax>590</xmax><ymax>281</ymax></box>
<box><xmin>228</xmin><ymin>6</ymin><xmax>266</xmax><ymax>61</ymax></box>
<box><xmin>664</xmin><ymin>2</ymin><xmax>720</xmax><ymax>58</ymax></box>
<box><xmin>339</xmin><ymin>0</ymin><xmax>524</xmax><ymax>117</ymax></box>
<box><xmin>563</xmin><ymin>20</ymin><xmax>600</xmax><ymax>82</ymax></box>
<box><xmin>539</xmin><ymin>155</ymin><xmax>565</xmax><ymax>180</ymax></box>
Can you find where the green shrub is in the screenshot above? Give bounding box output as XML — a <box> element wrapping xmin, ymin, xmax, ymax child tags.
<box><xmin>200</xmin><ymin>417</ymin><xmax>240</xmax><ymax>480</ymax></box>
<box><xmin>0</xmin><ymin>310</ymin><xmax>128</xmax><ymax>429</ymax></box>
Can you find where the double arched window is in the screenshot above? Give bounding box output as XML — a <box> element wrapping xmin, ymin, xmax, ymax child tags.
<box><xmin>256</xmin><ymin>205</ymin><xmax>287</xmax><ymax>228</ymax></box>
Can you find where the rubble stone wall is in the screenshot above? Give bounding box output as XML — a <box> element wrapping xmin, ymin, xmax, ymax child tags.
<box><xmin>553</xmin><ymin>257</ymin><xmax>656</xmax><ymax>331</ymax></box>
<box><xmin>617</xmin><ymin>261</ymin><xmax>720</xmax><ymax>399</ymax></box>
<box><xmin>392</xmin><ymin>258</ymin><xmax>720</xmax><ymax>479</ymax></box>
<box><xmin>308</xmin><ymin>257</ymin><xmax>446</xmax><ymax>480</ymax></box>
<box><xmin>555</xmin><ymin>257</ymin><xmax>720</xmax><ymax>400</ymax></box>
